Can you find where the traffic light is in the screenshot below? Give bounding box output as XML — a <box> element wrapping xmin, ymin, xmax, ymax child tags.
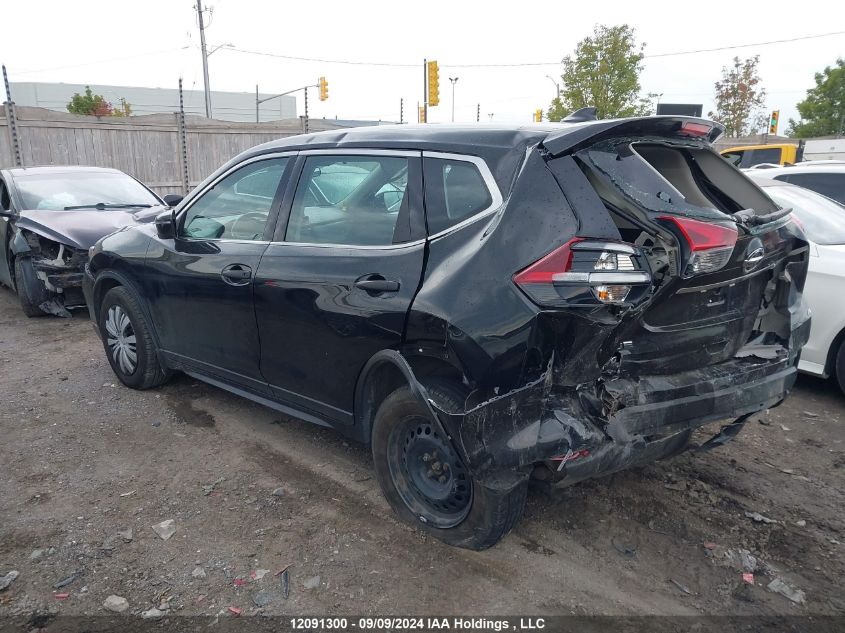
<box><xmin>534</xmin><ymin>109</ymin><xmax>542</xmax><ymax>123</ymax></box>
<box><xmin>427</xmin><ymin>61</ymin><xmax>440</xmax><ymax>107</ymax></box>
<box><xmin>769</xmin><ymin>110</ymin><xmax>779</xmax><ymax>135</ymax></box>
<box><xmin>318</xmin><ymin>76</ymin><xmax>329</xmax><ymax>101</ymax></box>
<box><xmin>419</xmin><ymin>106</ymin><xmax>426</xmax><ymax>123</ymax></box>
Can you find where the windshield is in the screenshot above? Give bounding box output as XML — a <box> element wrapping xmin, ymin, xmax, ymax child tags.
<box><xmin>764</xmin><ymin>184</ymin><xmax>845</xmax><ymax>245</ymax></box>
<box><xmin>15</xmin><ymin>171</ymin><xmax>160</xmax><ymax>211</ymax></box>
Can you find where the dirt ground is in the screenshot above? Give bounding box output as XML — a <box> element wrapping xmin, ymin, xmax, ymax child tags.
<box><xmin>1</xmin><ymin>285</ymin><xmax>844</xmax><ymax>622</ymax></box>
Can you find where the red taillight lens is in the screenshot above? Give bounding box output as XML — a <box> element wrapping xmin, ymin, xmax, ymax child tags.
<box><xmin>679</xmin><ymin>121</ymin><xmax>713</xmax><ymax>137</ymax></box>
<box><xmin>512</xmin><ymin>237</ymin><xmax>582</xmax><ymax>285</ymax></box>
<box><xmin>659</xmin><ymin>215</ymin><xmax>738</xmax><ymax>276</ymax></box>
<box><xmin>659</xmin><ymin>216</ymin><xmax>737</xmax><ymax>251</ymax></box>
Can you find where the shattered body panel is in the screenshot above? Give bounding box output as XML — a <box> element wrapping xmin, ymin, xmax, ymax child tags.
<box><xmin>401</xmin><ymin>123</ymin><xmax>810</xmax><ymax>488</ymax></box>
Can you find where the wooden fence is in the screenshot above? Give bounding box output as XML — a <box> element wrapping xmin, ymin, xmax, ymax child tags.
<box><xmin>0</xmin><ymin>106</ymin><xmax>347</xmax><ymax>196</ymax></box>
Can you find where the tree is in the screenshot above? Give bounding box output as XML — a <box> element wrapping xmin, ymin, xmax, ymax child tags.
<box><xmin>66</xmin><ymin>86</ymin><xmax>131</xmax><ymax>117</ymax></box>
<box><xmin>708</xmin><ymin>56</ymin><xmax>767</xmax><ymax>138</ymax></box>
<box><xmin>787</xmin><ymin>58</ymin><xmax>845</xmax><ymax>137</ymax></box>
<box><xmin>546</xmin><ymin>24</ymin><xmax>651</xmax><ymax>122</ymax></box>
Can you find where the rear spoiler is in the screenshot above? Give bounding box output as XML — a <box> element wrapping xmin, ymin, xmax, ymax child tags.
<box><xmin>541</xmin><ymin>116</ymin><xmax>725</xmax><ymax>157</ymax></box>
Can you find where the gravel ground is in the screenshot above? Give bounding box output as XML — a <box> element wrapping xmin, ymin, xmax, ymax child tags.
<box><xmin>1</xmin><ymin>285</ymin><xmax>844</xmax><ymax>623</ymax></box>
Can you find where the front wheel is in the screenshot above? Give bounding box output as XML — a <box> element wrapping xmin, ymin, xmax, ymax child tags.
<box><xmin>98</xmin><ymin>286</ymin><xmax>171</xmax><ymax>390</ymax></box>
<box><xmin>13</xmin><ymin>257</ymin><xmax>49</xmax><ymax>317</ymax></box>
<box><xmin>372</xmin><ymin>385</ymin><xmax>527</xmax><ymax>550</ymax></box>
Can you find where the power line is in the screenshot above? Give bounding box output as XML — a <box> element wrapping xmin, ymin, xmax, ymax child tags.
<box><xmin>643</xmin><ymin>31</ymin><xmax>845</xmax><ymax>58</ymax></box>
<box><xmin>223</xmin><ymin>30</ymin><xmax>844</xmax><ymax>69</ymax></box>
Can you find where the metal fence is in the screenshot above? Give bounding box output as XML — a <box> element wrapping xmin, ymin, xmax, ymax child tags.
<box><xmin>0</xmin><ymin>105</ymin><xmax>346</xmax><ymax>196</ymax></box>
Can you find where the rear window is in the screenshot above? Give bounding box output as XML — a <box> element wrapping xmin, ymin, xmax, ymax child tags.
<box><xmin>577</xmin><ymin>140</ymin><xmax>778</xmax><ymax>223</ymax></box>
<box><xmin>776</xmin><ymin>172</ymin><xmax>845</xmax><ymax>205</ymax></box>
<box><xmin>423</xmin><ymin>157</ymin><xmax>493</xmax><ymax>234</ymax></box>
<box><xmin>744</xmin><ymin>147</ymin><xmax>782</xmax><ymax>167</ymax></box>
<box><xmin>764</xmin><ymin>184</ymin><xmax>845</xmax><ymax>245</ymax></box>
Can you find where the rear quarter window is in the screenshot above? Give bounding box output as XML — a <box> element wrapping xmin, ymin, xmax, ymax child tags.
<box><xmin>777</xmin><ymin>172</ymin><xmax>845</xmax><ymax>205</ymax></box>
<box><xmin>423</xmin><ymin>157</ymin><xmax>493</xmax><ymax>234</ymax></box>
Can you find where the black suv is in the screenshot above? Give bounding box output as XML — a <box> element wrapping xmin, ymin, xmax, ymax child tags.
<box><xmin>84</xmin><ymin>116</ymin><xmax>810</xmax><ymax>549</ymax></box>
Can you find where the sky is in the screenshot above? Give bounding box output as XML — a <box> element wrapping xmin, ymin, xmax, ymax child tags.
<box><xmin>2</xmin><ymin>0</ymin><xmax>844</xmax><ymax>129</ymax></box>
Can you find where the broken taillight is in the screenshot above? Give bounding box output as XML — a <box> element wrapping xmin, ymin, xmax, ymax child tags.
<box><xmin>659</xmin><ymin>215</ymin><xmax>738</xmax><ymax>276</ymax></box>
<box><xmin>513</xmin><ymin>238</ymin><xmax>651</xmax><ymax>306</ymax></box>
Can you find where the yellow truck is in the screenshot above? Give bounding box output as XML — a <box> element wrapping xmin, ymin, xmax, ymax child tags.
<box><xmin>720</xmin><ymin>143</ymin><xmax>801</xmax><ymax>168</ymax></box>
<box><xmin>720</xmin><ymin>139</ymin><xmax>845</xmax><ymax>168</ymax></box>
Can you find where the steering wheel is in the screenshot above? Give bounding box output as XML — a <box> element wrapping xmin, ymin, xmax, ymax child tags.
<box><xmin>229</xmin><ymin>212</ymin><xmax>268</xmax><ymax>240</ymax></box>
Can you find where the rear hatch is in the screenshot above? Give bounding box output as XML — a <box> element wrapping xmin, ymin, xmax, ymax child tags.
<box><xmin>521</xmin><ymin>117</ymin><xmax>809</xmax><ymax>380</ymax></box>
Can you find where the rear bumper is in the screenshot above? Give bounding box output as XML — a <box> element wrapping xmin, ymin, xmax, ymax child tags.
<box><xmin>433</xmin><ymin>317</ymin><xmax>809</xmax><ymax>486</ymax></box>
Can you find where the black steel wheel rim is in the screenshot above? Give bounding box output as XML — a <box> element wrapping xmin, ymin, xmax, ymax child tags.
<box><xmin>387</xmin><ymin>416</ymin><xmax>472</xmax><ymax>528</ymax></box>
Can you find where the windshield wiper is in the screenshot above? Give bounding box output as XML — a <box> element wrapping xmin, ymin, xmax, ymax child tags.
<box><xmin>63</xmin><ymin>203</ymin><xmax>153</xmax><ymax>210</ymax></box>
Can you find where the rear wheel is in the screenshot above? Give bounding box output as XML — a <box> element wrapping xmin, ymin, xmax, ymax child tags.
<box><xmin>372</xmin><ymin>384</ymin><xmax>527</xmax><ymax>550</ymax></box>
<box><xmin>835</xmin><ymin>340</ymin><xmax>845</xmax><ymax>396</ymax></box>
<box><xmin>13</xmin><ymin>257</ymin><xmax>49</xmax><ymax>317</ymax></box>
<box><xmin>99</xmin><ymin>286</ymin><xmax>170</xmax><ymax>390</ymax></box>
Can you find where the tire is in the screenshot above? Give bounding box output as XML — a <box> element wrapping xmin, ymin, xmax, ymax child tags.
<box><xmin>98</xmin><ymin>286</ymin><xmax>171</xmax><ymax>390</ymax></box>
<box><xmin>13</xmin><ymin>257</ymin><xmax>49</xmax><ymax>317</ymax></box>
<box><xmin>836</xmin><ymin>340</ymin><xmax>845</xmax><ymax>397</ymax></box>
<box><xmin>372</xmin><ymin>384</ymin><xmax>527</xmax><ymax>550</ymax></box>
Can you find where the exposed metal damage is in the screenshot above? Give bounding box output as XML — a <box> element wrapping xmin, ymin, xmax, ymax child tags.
<box><xmin>11</xmin><ymin>228</ymin><xmax>88</xmax><ymax>317</ymax></box>
<box><xmin>415</xmin><ymin>126</ymin><xmax>811</xmax><ymax>492</ymax></box>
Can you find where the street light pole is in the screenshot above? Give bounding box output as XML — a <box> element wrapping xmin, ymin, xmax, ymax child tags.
<box><xmin>449</xmin><ymin>77</ymin><xmax>458</xmax><ymax>123</ymax></box>
<box><xmin>195</xmin><ymin>0</ymin><xmax>212</xmax><ymax>118</ymax></box>
<box><xmin>545</xmin><ymin>75</ymin><xmax>560</xmax><ymax>98</ymax></box>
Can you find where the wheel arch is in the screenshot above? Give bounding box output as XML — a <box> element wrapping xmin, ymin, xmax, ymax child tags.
<box><xmin>353</xmin><ymin>350</ymin><xmax>466</xmax><ymax>447</ymax></box>
<box><xmin>91</xmin><ymin>266</ymin><xmax>162</xmax><ymax>350</ymax></box>
<box><xmin>825</xmin><ymin>322</ymin><xmax>845</xmax><ymax>378</ymax></box>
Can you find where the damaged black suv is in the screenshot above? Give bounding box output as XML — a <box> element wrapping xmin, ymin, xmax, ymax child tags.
<box><xmin>84</xmin><ymin>114</ymin><xmax>810</xmax><ymax>549</ymax></box>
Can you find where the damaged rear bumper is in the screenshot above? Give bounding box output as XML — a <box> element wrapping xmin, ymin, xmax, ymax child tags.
<box><xmin>431</xmin><ymin>317</ymin><xmax>809</xmax><ymax>487</ymax></box>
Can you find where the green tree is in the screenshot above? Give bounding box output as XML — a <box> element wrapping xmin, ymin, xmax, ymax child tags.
<box><xmin>787</xmin><ymin>58</ymin><xmax>845</xmax><ymax>137</ymax></box>
<box><xmin>708</xmin><ymin>56</ymin><xmax>767</xmax><ymax>138</ymax></box>
<box><xmin>66</xmin><ymin>87</ymin><xmax>132</xmax><ymax>117</ymax></box>
<box><xmin>546</xmin><ymin>24</ymin><xmax>650</xmax><ymax>122</ymax></box>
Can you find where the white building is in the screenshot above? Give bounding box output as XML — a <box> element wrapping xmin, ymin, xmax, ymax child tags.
<box><xmin>10</xmin><ymin>81</ymin><xmax>297</xmax><ymax>122</ymax></box>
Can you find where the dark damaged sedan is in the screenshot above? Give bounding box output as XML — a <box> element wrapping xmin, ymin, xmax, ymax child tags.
<box><xmin>0</xmin><ymin>166</ymin><xmax>166</xmax><ymax>317</ymax></box>
<box><xmin>83</xmin><ymin>115</ymin><xmax>810</xmax><ymax>549</ymax></box>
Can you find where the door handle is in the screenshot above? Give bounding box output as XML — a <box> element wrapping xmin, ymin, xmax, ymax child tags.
<box><xmin>221</xmin><ymin>264</ymin><xmax>252</xmax><ymax>285</ymax></box>
<box><xmin>354</xmin><ymin>275</ymin><xmax>400</xmax><ymax>294</ymax></box>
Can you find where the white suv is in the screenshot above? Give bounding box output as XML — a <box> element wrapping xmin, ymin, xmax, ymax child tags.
<box><xmin>753</xmin><ymin>161</ymin><xmax>845</xmax><ymax>205</ymax></box>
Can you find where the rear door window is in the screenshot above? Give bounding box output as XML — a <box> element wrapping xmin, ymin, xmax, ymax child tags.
<box><xmin>423</xmin><ymin>157</ymin><xmax>494</xmax><ymax>234</ymax></box>
<box><xmin>777</xmin><ymin>172</ymin><xmax>845</xmax><ymax>205</ymax></box>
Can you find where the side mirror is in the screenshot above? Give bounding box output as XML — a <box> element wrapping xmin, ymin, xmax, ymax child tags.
<box><xmin>155</xmin><ymin>209</ymin><xmax>176</xmax><ymax>240</ymax></box>
<box><xmin>163</xmin><ymin>193</ymin><xmax>184</xmax><ymax>207</ymax></box>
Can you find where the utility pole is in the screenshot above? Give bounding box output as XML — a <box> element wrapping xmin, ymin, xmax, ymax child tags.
<box><xmin>255</xmin><ymin>85</ymin><xmax>259</xmax><ymax>123</ymax></box>
<box><xmin>195</xmin><ymin>0</ymin><xmax>212</xmax><ymax>118</ymax></box>
<box><xmin>449</xmin><ymin>77</ymin><xmax>458</xmax><ymax>122</ymax></box>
